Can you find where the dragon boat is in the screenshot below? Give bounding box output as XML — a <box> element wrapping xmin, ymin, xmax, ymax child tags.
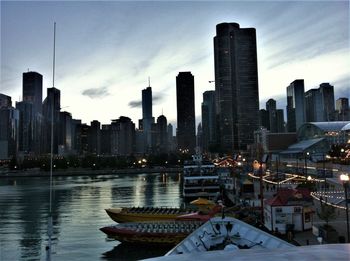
<box><xmin>105</xmin><ymin>198</ymin><xmax>217</xmax><ymax>223</ymax></box>
<box><xmin>100</xmin><ymin>220</ymin><xmax>204</xmax><ymax>245</ymax></box>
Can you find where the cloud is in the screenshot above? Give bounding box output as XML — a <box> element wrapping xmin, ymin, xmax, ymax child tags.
<box><xmin>81</xmin><ymin>86</ymin><xmax>109</xmax><ymax>99</ymax></box>
<box><xmin>128</xmin><ymin>93</ymin><xmax>165</xmax><ymax>109</ymax></box>
<box><xmin>128</xmin><ymin>100</ymin><xmax>142</xmax><ymax>108</ymax></box>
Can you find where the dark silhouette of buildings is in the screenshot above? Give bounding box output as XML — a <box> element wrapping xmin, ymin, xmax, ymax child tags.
<box><xmin>286</xmin><ymin>79</ymin><xmax>305</xmax><ymax>132</ymax></box>
<box><xmin>42</xmin><ymin>87</ymin><xmax>61</xmax><ymax>154</ymax></box>
<box><xmin>176</xmin><ymin>72</ymin><xmax>196</xmax><ymax>153</ymax></box>
<box><xmin>201</xmin><ymin>90</ymin><xmax>216</xmax><ymax>152</ymax></box>
<box><xmin>89</xmin><ymin>120</ymin><xmax>101</xmax><ymax>155</ymax></box>
<box><xmin>142</xmin><ymin>85</ymin><xmax>154</xmax><ymax>152</ymax></box>
<box><xmin>214</xmin><ymin>22</ymin><xmax>259</xmax><ymax>152</ymax></box>
<box><xmin>335</xmin><ymin>98</ymin><xmax>350</xmax><ymax>121</ymax></box>
<box><xmin>156</xmin><ymin>115</ymin><xmax>168</xmax><ymax>153</ymax></box>
<box><xmin>22</xmin><ymin>72</ymin><xmax>43</xmax><ymax>115</ymax></box>
<box><xmin>111</xmin><ymin>117</ymin><xmax>135</xmax><ymax>156</ymax></box>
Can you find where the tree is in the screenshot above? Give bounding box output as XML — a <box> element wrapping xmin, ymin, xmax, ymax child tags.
<box><xmin>317</xmin><ymin>202</ymin><xmax>336</xmax><ymax>227</ymax></box>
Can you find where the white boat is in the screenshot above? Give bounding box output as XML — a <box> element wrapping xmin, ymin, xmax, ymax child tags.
<box><xmin>183</xmin><ymin>154</ymin><xmax>220</xmax><ymax>199</ymax></box>
<box><xmin>165</xmin><ymin>216</ymin><xmax>294</xmax><ymax>255</ymax></box>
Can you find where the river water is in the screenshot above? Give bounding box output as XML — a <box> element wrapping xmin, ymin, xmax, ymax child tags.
<box><xmin>0</xmin><ymin>172</ymin><xmax>183</xmax><ymax>261</ymax></box>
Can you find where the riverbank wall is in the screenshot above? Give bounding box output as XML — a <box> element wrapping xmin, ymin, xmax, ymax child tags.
<box><xmin>0</xmin><ymin>167</ymin><xmax>183</xmax><ymax>178</ymax></box>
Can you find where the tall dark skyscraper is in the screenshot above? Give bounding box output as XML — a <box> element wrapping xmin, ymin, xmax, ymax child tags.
<box><xmin>156</xmin><ymin>115</ymin><xmax>168</xmax><ymax>153</ymax></box>
<box><xmin>176</xmin><ymin>72</ymin><xmax>196</xmax><ymax>153</ymax></box>
<box><xmin>142</xmin><ymin>85</ymin><xmax>153</xmax><ymax>152</ymax></box>
<box><xmin>201</xmin><ymin>90</ymin><xmax>216</xmax><ymax>152</ymax></box>
<box><xmin>214</xmin><ymin>22</ymin><xmax>259</xmax><ymax>152</ymax></box>
<box><xmin>286</xmin><ymin>79</ymin><xmax>305</xmax><ymax>132</ymax></box>
<box><xmin>266</xmin><ymin>99</ymin><xmax>277</xmax><ymax>132</ymax></box>
<box><xmin>43</xmin><ymin>87</ymin><xmax>61</xmax><ymax>154</ymax></box>
<box><xmin>319</xmin><ymin>83</ymin><xmax>335</xmax><ymax>121</ymax></box>
<box><xmin>23</xmin><ymin>72</ymin><xmax>43</xmax><ymax>115</ymax></box>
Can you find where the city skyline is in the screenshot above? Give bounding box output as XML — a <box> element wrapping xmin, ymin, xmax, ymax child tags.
<box><xmin>1</xmin><ymin>1</ymin><xmax>349</xmax><ymax>126</ymax></box>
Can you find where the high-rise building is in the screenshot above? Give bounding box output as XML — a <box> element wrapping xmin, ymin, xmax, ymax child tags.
<box><xmin>89</xmin><ymin>120</ymin><xmax>101</xmax><ymax>155</ymax></box>
<box><xmin>335</xmin><ymin>97</ymin><xmax>350</xmax><ymax>121</ymax></box>
<box><xmin>319</xmin><ymin>83</ymin><xmax>335</xmax><ymax>121</ymax></box>
<box><xmin>276</xmin><ymin>109</ymin><xmax>285</xmax><ymax>133</ymax></box>
<box><xmin>176</xmin><ymin>72</ymin><xmax>196</xmax><ymax>153</ymax></box>
<box><xmin>201</xmin><ymin>91</ymin><xmax>216</xmax><ymax>152</ymax></box>
<box><xmin>266</xmin><ymin>99</ymin><xmax>277</xmax><ymax>132</ymax></box>
<box><xmin>167</xmin><ymin>123</ymin><xmax>174</xmax><ymax>152</ymax></box>
<box><xmin>42</xmin><ymin>87</ymin><xmax>61</xmax><ymax>154</ymax></box>
<box><xmin>0</xmin><ymin>106</ymin><xmax>19</xmax><ymax>159</ymax></box>
<box><xmin>214</xmin><ymin>22</ymin><xmax>259</xmax><ymax>152</ymax></box>
<box><xmin>23</xmin><ymin>72</ymin><xmax>43</xmax><ymax>115</ymax></box>
<box><xmin>58</xmin><ymin>111</ymin><xmax>72</xmax><ymax>154</ymax></box>
<box><xmin>156</xmin><ymin>115</ymin><xmax>168</xmax><ymax>153</ymax></box>
<box><xmin>304</xmin><ymin>83</ymin><xmax>335</xmax><ymax>123</ymax></box>
<box><xmin>142</xmin><ymin>85</ymin><xmax>154</xmax><ymax>152</ymax></box>
<box><xmin>16</xmin><ymin>101</ymin><xmax>33</xmax><ymax>153</ymax></box>
<box><xmin>259</xmin><ymin>109</ymin><xmax>269</xmax><ymax>129</ymax></box>
<box><xmin>286</xmin><ymin>79</ymin><xmax>305</xmax><ymax>132</ymax></box>
<box><xmin>0</xmin><ymin>94</ymin><xmax>12</xmax><ymax>109</ymax></box>
<box><xmin>110</xmin><ymin>117</ymin><xmax>135</xmax><ymax>156</ymax></box>
<box><xmin>305</xmin><ymin>88</ymin><xmax>322</xmax><ymax>122</ymax></box>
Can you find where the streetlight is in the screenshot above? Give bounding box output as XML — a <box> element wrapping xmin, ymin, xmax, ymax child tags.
<box><xmin>304</xmin><ymin>152</ymin><xmax>310</xmax><ymax>178</ymax></box>
<box><xmin>340</xmin><ymin>173</ymin><xmax>350</xmax><ymax>243</ymax></box>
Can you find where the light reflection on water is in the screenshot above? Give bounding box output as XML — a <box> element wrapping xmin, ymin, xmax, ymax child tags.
<box><xmin>0</xmin><ymin>172</ymin><xmax>182</xmax><ymax>260</ymax></box>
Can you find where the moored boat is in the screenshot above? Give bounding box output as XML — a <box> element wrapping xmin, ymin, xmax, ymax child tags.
<box><xmin>105</xmin><ymin>198</ymin><xmax>218</xmax><ymax>223</ymax></box>
<box><xmin>100</xmin><ymin>220</ymin><xmax>203</xmax><ymax>245</ymax></box>
<box><xmin>105</xmin><ymin>207</ymin><xmax>192</xmax><ymax>223</ymax></box>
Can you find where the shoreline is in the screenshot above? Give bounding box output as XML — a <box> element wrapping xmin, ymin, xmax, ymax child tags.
<box><xmin>0</xmin><ymin>167</ymin><xmax>183</xmax><ymax>178</ymax></box>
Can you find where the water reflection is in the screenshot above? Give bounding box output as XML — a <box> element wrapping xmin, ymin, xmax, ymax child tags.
<box><xmin>0</xmin><ymin>172</ymin><xmax>182</xmax><ymax>260</ymax></box>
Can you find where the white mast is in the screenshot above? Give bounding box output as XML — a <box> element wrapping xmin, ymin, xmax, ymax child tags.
<box><xmin>46</xmin><ymin>21</ymin><xmax>56</xmax><ymax>261</ymax></box>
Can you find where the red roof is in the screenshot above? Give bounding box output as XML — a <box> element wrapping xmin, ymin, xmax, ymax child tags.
<box><xmin>265</xmin><ymin>188</ymin><xmax>312</xmax><ymax>206</ymax></box>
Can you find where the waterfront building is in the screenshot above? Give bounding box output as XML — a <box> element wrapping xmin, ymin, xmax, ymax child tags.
<box><xmin>80</xmin><ymin>123</ymin><xmax>90</xmax><ymax>155</ymax></box>
<box><xmin>110</xmin><ymin>116</ymin><xmax>135</xmax><ymax>156</ymax></box>
<box><xmin>214</xmin><ymin>22</ymin><xmax>259</xmax><ymax>152</ymax></box>
<box><xmin>71</xmin><ymin>119</ymin><xmax>82</xmax><ymax>155</ymax></box>
<box><xmin>22</xmin><ymin>71</ymin><xmax>43</xmax><ymax>115</ymax></box>
<box><xmin>286</xmin><ymin>80</ymin><xmax>305</xmax><ymax>132</ymax></box>
<box><xmin>156</xmin><ymin>115</ymin><xmax>168</xmax><ymax>154</ymax></box>
<box><xmin>142</xmin><ymin>85</ymin><xmax>154</xmax><ymax>153</ymax></box>
<box><xmin>176</xmin><ymin>72</ymin><xmax>196</xmax><ymax>153</ymax></box>
<box><xmin>89</xmin><ymin>120</ymin><xmax>101</xmax><ymax>155</ymax></box>
<box><xmin>201</xmin><ymin>91</ymin><xmax>216</xmax><ymax>153</ymax></box>
<box><xmin>42</xmin><ymin>87</ymin><xmax>61</xmax><ymax>154</ymax></box>
<box><xmin>167</xmin><ymin>123</ymin><xmax>175</xmax><ymax>152</ymax></box>
<box><xmin>15</xmin><ymin>101</ymin><xmax>33</xmax><ymax>153</ymax></box>
<box><xmin>58</xmin><ymin>111</ymin><xmax>72</xmax><ymax>155</ymax></box>
<box><xmin>0</xmin><ymin>106</ymin><xmax>19</xmax><ymax>159</ymax></box>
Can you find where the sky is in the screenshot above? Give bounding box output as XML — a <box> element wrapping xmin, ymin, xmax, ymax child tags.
<box><xmin>1</xmin><ymin>0</ymin><xmax>349</xmax><ymax>129</ymax></box>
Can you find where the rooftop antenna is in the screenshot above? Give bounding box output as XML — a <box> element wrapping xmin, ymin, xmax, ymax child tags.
<box><xmin>52</xmin><ymin>22</ymin><xmax>56</xmax><ymax>88</ymax></box>
<box><xmin>46</xmin><ymin>21</ymin><xmax>56</xmax><ymax>261</ymax></box>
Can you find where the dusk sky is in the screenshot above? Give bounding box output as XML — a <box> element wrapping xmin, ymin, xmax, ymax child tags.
<box><xmin>1</xmin><ymin>1</ymin><xmax>349</xmax><ymax>128</ymax></box>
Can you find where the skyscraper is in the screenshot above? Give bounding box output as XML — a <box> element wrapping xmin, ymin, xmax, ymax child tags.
<box><xmin>156</xmin><ymin>115</ymin><xmax>168</xmax><ymax>153</ymax></box>
<box><xmin>142</xmin><ymin>85</ymin><xmax>153</xmax><ymax>152</ymax></box>
<box><xmin>335</xmin><ymin>97</ymin><xmax>349</xmax><ymax>121</ymax></box>
<box><xmin>305</xmin><ymin>88</ymin><xmax>322</xmax><ymax>122</ymax></box>
<box><xmin>201</xmin><ymin>90</ymin><xmax>216</xmax><ymax>152</ymax></box>
<box><xmin>176</xmin><ymin>72</ymin><xmax>196</xmax><ymax>153</ymax></box>
<box><xmin>266</xmin><ymin>99</ymin><xmax>277</xmax><ymax>132</ymax></box>
<box><xmin>319</xmin><ymin>83</ymin><xmax>335</xmax><ymax>121</ymax></box>
<box><xmin>214</xmin><ymin>22</ymin><xmax>259</xmax><ymax>152</ymax></box>
<box><xmin>42</xmin><ymin>87</ymin><xmax>61</xmax><ymax>154</ymax></box>
<box><xmin>286</xmin><ymin>79</ymin><xmax>305</xmax><ymax>132</ymax></box>
<box><xmin>23</xmin><ymin>72</ymin><xmax>43</xmax><ymax>115</ymax></box>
